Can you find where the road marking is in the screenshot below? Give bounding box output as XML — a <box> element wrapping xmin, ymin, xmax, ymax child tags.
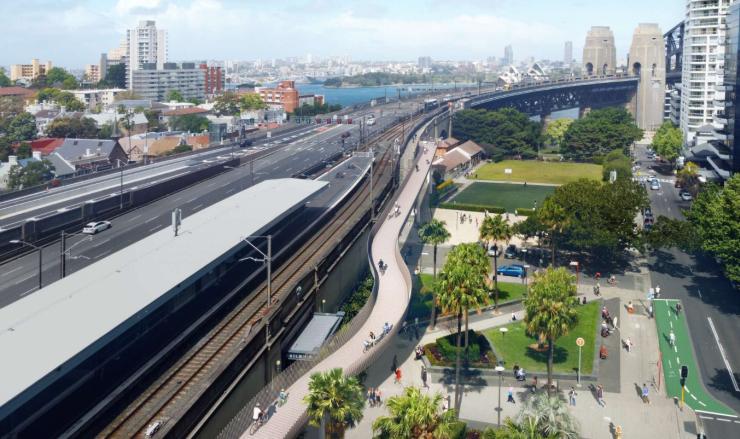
<box><xmin>192</xmin><ymin>204</ymin><xmax>204</xmax><ymax>211</ymax></box>
<box><xmin>707</xmin><ymin>317</ymin><xmax>740</xmax><ymax>392</ymax></box>
<box><xmin>145</xmin><ymin>216</ymin><xmax>158</xmax><ymax>223</ymax></box>
<box><xmin>717</xmin><ymin>418</ymin><xmax>731</xmax><ymax>422</ymax></box>
<box><xmin>94</xmin><ymin>250</ymin><xmax>111</xmax><ymax>259</ymax></box>
<box><xmin>207</xmin><ymin>182</ymin><xmax>216</xmax><ymax>187</ymax></box>
<box><xmin>1</xmin><ymin>266</ymin><xmax>23</xmax><ymax>277</ymax></box>
<box><xmin>19</xmin><ymin>287</ymin><xmax>36</xmax><ymax>297</ymax></box>
<box><xmin>149</xmin><ymin>224</ymin><xmax>163</xmax><ymax>233</ymax></box>
<box><xmin>700</xmin><ymin>416</ymin><xmax>714</xmax><ymax>420</ymax></box>
<box><xmin>14</xmin><ymin>273</ymin><xmax>34</xmax><ymax>285</ymax></box>
<box><xmin>127</xmin><ymin>214</ymin><xmax>142</xmax><ymax>223</ymax></box>
<box><xmin>225</xmin><ymin>188</ymin><xmax>234</xmax><ymax>194</ymax></box>
<box><xmin>186</xmin><ymin>197</ymin><xmax>198</xmax><ymax>203</ymax></box>
<box><xmin>691</xmin><ymin>393</ymin><xmax>698</xmax><ymax>400</ymax></box>
<box><xmin>699</xmin><ymin>400</ymin><xmax>707</xmax><ymax>406</ymax></box>
<box><xmin>92</xmin><ymin>238</ymin><xmax>110</xmax><ymax>247</ymax></box>
<box><xmin>172</xmin><ymin>196</ymin><xmax>182</xmax><ymax>202</ymax></box>
<box><xmin>698</xmin><ymin>289</ymin><xmax>703</xmax><ymax>299</ymax></box>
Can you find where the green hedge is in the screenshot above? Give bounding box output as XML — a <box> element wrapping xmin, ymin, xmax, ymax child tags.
<box><xmin>515</xmin><ymin>208</ymin><xmax>536</xmax><ymax>217</ymax></box>
<box><xmin>438</xmin><ymin>202</ymin><xmax>506</xmax><ymax>214</ymax></box>
<box><xmin>436</xmin><ymin>330</ymin><xmax>483</xmax><ymax>362</ymax></box>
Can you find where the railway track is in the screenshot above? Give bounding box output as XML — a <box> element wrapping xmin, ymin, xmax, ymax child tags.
<box><xmin>99</xmin><ymin>122</ymin><xmax>404</xmax><ymax>438</ymax></box>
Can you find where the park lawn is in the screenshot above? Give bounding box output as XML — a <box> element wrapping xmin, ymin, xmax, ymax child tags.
<box><xmin>451</xmin><ymin>182</ymin><xmax>554</xmax><ymax>213</ymax></box>
<box><xmin>473</xmin><ymin>160</ymin><xmax>602</xmax><ymax>185</ymax></box>
<box><xmin>484</xmin><ymin>301</ymin><xmax>600</xmax><ymax>374</ymax></box>
<box><xmin>408</xmin><ymin>273</ymin><xmax>526</xmax><ymax>320</ymax></box>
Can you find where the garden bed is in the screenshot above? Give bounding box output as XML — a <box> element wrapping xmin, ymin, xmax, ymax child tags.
<box><xmin>424</xmin><ymin>330</ymin><xmax>497</xmax><ymax>369</ymax></box>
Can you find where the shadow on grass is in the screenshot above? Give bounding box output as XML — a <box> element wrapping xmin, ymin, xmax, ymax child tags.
<box><xmin>523</xmin><ymin>344</ymin><xmax>569</xmax><ymax>366</ymax></box>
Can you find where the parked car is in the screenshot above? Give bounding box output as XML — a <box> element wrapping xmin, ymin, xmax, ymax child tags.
<box><xmin>679</xmin><ymin>190</ymin><xmax>693</xmax><ymax>201</ymax></box>
<box><xmin>487</xmin><ymin>244</ymin><xmax>500</xmax><ymax>257</ymax></box>
<box><xmin>504</xmin><ymin>244</ymin><xmax>518</xmax><ymax>259</ymax></box>
<box><xmin>82</xmin><ymin>221</ymin><xmax>112</xmax><ymax>235</ymax></box>
<box><xmin>496</xmin><ymin>264</ymin><xmax>527</xmax><ymax>278</ymax></box>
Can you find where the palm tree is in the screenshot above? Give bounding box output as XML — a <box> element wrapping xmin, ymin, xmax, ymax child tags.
<box><xmin>304</xmin><ymin>368</ymin><xmax>365</xmax><ymax>438</ymax></box>
<box><xmin>479</xmin><ymin>214</ymin><xmax>512</xmax><ymax>310</ymax></box>
<box><xmin>536</xmin><ymin>198</ymin><xmax>569</xmax><ymax>267</ymax></box>
<box><xmin>418</xmin><ymin>219</ymin><xmax>451</xmax><ymax>327</ymax></box>
<box><xmin>437</xmin><ymin>243</ymin><xmax>489</xmax><ymax>409</ymax></box>
<box><xmin>515</xmin><ymin>392</ymin><xmax>580</xmax><ymax>439</ymax></box>
<box><xmin>523</xmin><ymin>267</ymin><xmax>578</xmax><ymax>391</ymax></box>
<box><xmin>372</xmin><ymin>386</ymin><xmax>458</xmax><ymax>438</ymax></box>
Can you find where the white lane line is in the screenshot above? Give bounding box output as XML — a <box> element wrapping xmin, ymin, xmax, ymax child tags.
<box><xmin>186</xmin><ymin>197</ymin><xmax>198</xmax><ymax>203</ymax></box>
<box><xmin>145</xmin><ymin>216</ymin><xmax>158</xmax><ymax>223</ymax></box>
<box><xmin>699</xmin><ymin>416</ymin><xmax>714</xmax><ymax>420</ymax></box>
<box><xmin>19</xmin><ymin>287</ymin><xmax>36</xmax><ymax>297</ymax></box>
<box><xmin>192</xmin><ymin>204</ymin><xmax>204</xmax><ymax>211</ymax></box>
<box><xmin>207</xmin><ymin>182</ymin><xmax>216</xmax><ymax>187</ymax></box>
<box><xmin>172</xmin><ymin>196</ymin><xmax>182</xmax><ymax>202</ymax></box>
<box><xmin>94</xmin><ymin>250</ymin><xmax>111</xmax><ymax>259</ymax></box>
<box><xmin>699</xmin><ymin>400</ymin><xmax>707</xmax><ymax>406</ymax></box>
<box><xmin>717</xmin><ymin>418</ymin><xmax>731</xmax><ymax>422</ymax></box>
<box><xmin>14</xmin><ymin>273</ymin><xmax>34</xmax><ymax>285</ymax></box>
<box><xmin>225</xmin><ymin>188</ymin><xmax>234</xmax><ymax>194</ymax></box>
<box><xmin>127</xmin><ymin>214</ymin><xmax>142</xmax><ymax>223</ymax></box>
<box><xmin>92</xmin><ymin>238</ymin><xmax>110</xmax><ymax>248</ymax></box>
<box><xmin>149</xmin><ymin>224</ymin><xmax>163</xmax><ymax>233</ymax></box>
<box><xmin>1</xmin><ymin>266</ymin><xmax>23</xmax><ymax>277</ymax></box>
<box><xmin>707</xmin><ymin>317</ymin><xmax>740</xmax><ymax>392</ymax></box>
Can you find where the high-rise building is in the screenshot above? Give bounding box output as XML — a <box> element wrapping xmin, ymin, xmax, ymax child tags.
<box><xmin>680</xmin><ymin>0</ymin><xmax>735</xmax><ymax>142</ymax></box>
<box><xmin>126</xmin><ymin>20</ymin><xmax>168</xmax><ymax>89</ymax></box>
<box><xmin>199</xmin><ymin>63</ymin><xmax>224</xmax><ymax>96</ymax></box>
<box><xmin>9</xmin><ymin>59</ymin><xmax>52</xmax><ymax>82</ymax></box>
<box><xmin>582</xmin><ymin>26</ymin><xmax>616</xmax><ymax>75</ymax></box>
<box><xmin>564</xmin><ymin>41</ymin><xmax>573</xmax><ymax>66</ymax></box>
<box><xmin>418</xmin><ymin>56</ymin><xmax>432</xmax><ymax>69</ymax></box>
<box><xmin>131</xmin><ymin>63</ymin><xmax>205</xmax><ymax>102</ymax></box>
<box><xmin>724</xmin><ymin>2</ymin><xmax>740</xmax><ymax>174</ymax></box>
<box><xmin>504</xmin><ymin>45</ymin><xmax>514</xmax><ymax>66</ymax></box>
<box><xmin>85</xmin><ymin>64</ymin><xmax>101</xmax><ymax>82</ymax></box>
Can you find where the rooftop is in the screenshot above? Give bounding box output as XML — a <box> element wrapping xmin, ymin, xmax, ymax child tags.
<box><xmin>0</xmin><ymin>178</ymin><xmax>327</xmax><ymax>414</ymax></box>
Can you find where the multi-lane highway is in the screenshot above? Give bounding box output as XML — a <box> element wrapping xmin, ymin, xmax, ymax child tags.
<box><xmin>0</xmin><ymin>98</ymin><xmax>426</xmax><ymax>308</ymax></box>
<box><xmin>637</xmin><ymin>144</ymin><xmax>740</xmax><ymax>439</ymax></box>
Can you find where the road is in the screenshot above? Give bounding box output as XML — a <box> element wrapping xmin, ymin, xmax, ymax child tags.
<box><xmin>636</xmin><ymin>143</ymin><xmax>740</xmax><ymax>438</ymax></box>
<box><xmin>0</xmin><ymin>99</ymin><xmax>425</xmax><ymax>308</ymax></box>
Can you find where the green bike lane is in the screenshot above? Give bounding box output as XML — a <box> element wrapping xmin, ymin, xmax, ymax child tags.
<box><xmin>654</xmin><ymin>299</ymin><xmax>737</xmax><ymax>417</ymax></box>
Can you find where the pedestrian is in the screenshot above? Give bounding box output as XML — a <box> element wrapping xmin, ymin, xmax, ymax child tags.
<box><xmin>568</xmin><ymin>386</ymin><xmax>577</xmax><ymax>406</ymax></box>
<box><xmin>648</xmin><ymin>304</ymin><xmax>653</xmax><ymax>318</ymax></box>
<box><xmin>596</xmin><ymin>384</ymin><xmax>606</xmax><ymax>407</ymax></box>
<box><xmin>507</xmin><ymin>387</ymin><xmax>516</xmax><ymax>403</ymax></box>
<box><xmin>395</xmin><ymin>367</ymin><xmax>402</xmax><ymax>384</ymax></box>
<box><xmin>655</xmin><ymin>285</ymin><xmax>661</xmax><ymax>298</ymax></box>
<box><xmin>582</xmin><ymin>296</ymin><xmax>587</xmax><ymax>305</ymax></box>
<box><xmin>625</xmin><ymin>337</ymin><xmax>633</xmax><ymax>352</ymax></box>
<box><xmin>375</xmin><ymin>388</ymin><xmax>382</xmax><ymax>405</ymax></box>
<box><xmin>511</xmin><ymin>311</ymin><xmax>517</xmax><ymax>321</ymax></box>
<box><xmin>531</xmin><ymin>375</ymin><xmax>538</xmax><ymax>392</ymax></box>
<box><xmin>675</xmin><ymin>302</ymin><xmax>682</xmax><ymax>316</ymax></box>
<box><xmin>669</xmin><ymin>330</ymin><xmax>675</xmax><ymax>347</ymax></box>
<box><xmin>367</xmin><ymin>387</ymin><xmax>375</xmax><ymax>407</ymax></box>
<box><xmin>641</xmin><ymin>383</ymin><xmax>650</xmax><ymax>404</ymax></box>
<box><xmin>421</xmin><ymin>366</ymin><xmax>428</xmax><ymax>388</ymax></box>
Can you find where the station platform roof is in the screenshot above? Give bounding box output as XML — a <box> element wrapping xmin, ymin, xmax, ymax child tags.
<box><xmin>0</xmin><ymin>178</ymin><xmax>327</xmax><ymax>413</ymax></box>
<box><xmin>287</xmin><ymin>312</ymin><xmax>345</xmax><ymax>361</ymax></box>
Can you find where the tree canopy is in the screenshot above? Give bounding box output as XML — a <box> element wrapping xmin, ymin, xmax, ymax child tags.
<box><xmin>685</xmin><ymin>175</ymin><xmax>740</xmax><ymax>284</ymax></box>
<box><xmin>303</xmin><ymin>368</ymin><xmax>364</xmax><ymax>438</ymax></box>
<box><xmin>601</xmin><ymin>149</ymin><xmax>632</xmax><ymax>181</ymax></box>
<box><xmin>293</xmin><ymin>102</ymin><xmax>342</xmax><ymax>116</ymax></box>
<box><xmin>170</xmin><ymin>114</ymin><xmax>209</xmax><ymax>133</ymax></box>
<box><xmin>652</xmin><ymin>121</ymin><xmax>683</xmax><ymax>162</ymax></box>
<box><xmin>7</xmin><ymin>160</ymin><xmax>55</xmax><ymax>190</ymax></box>
<box><xmin>453</xmin><ymin>108</ymin><xmax>542</xmax><ymax>159</ymax></box>
<box><xmin>0</xmin><ymin>69</ymin><xmax>10</xmax><ymax>87</ymax></box>
<box><xmin>213</xmin><ymin>92</ymin><xmax>266</xmax><ymax>116</ymax></box>
<box><xmin>47</xmin><ymin>116</ymin><xmax>99</xmax><ymax>138</ymax></box>
<box><xmin>3</xmin><ymin>112</ymin><xmax>37</xmax><ymax>142</ymax></box>
<box><xmin>166</xmin><ymin>89</ymin><xmax>184</xmax><ymax>102</ymax></box>
<box><xmin>36</xmin><ymin>88</ymin><xmax>85</xmax><ymax>111</ymax></box>
<box><xmin>372</xmin><ymin>386</ymin><xmax>459</xmax><ymax>439</ymax></box>
<box><xmin>544</xmin><ymin>118</ymin><xmax>573</xmax><ymax>148</ymax></box>
<box><xmin>44</xmin><ymin>67</ymin><xmax>78</xmax><ymax>89</ymax></box>
<box><xmin>103</xmin><ymin>64</ymin><xmax>126</xmax><ymax>89</ymax></box>
<box><xmin>561</xmin><ymin>107</ymin><xmax>642</xmax><ymax>160</ymax></box>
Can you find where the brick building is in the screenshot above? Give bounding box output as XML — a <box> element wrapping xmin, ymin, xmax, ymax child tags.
<box><xmin>257</xmin><ymin>80</ymin><xmax>299</xmax><ymax>113</ymax></box>
<box><xmin>199</xmin><ymin>64</ymin><xmax>224</xmax><ymax>96</ymax></box>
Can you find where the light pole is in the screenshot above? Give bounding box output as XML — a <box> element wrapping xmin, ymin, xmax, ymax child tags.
<box><xmin>321</xmin><ymin>299</ymin><xmax>326</xmax><ymax>313</ymax></box>
<box><xmin>223</xmin><ymin>165</ymin><xmax>244</xmax><ymax>191</ymax></box>
<box><xmin>239</xmin><ymin>235</ymin><xmax>273</xmax><ymax>307</ymax></box>
<box><xmin>569</xmin><ymin>261</ymin><xmax>580</xmax><ymax>291</ymax></box>
<box><xmin>495</xmin><ymin>365</ymin><xmax>505</xmax><ymax>427</ymax></box>
<box><xmin>10</xmin><ymin>239</ymin><xmax>42</xmax><ymax>290</ymax></box>
<box><xmin>117</xmin><ymin>159</ymin><xmax>124</xmax><ymax>210</ymax></box>
<box><xmin>60</xmin><ymin>230</ymin><xmax>92</xmax><ymax>278</ymax></box>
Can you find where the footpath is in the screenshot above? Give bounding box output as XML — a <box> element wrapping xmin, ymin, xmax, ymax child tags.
<box><xmin>347</xmin><ymin>258</ymin><xmax>701</xmax><ymax>439</ymax></box>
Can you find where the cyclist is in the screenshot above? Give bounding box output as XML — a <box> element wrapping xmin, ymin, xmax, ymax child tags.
<box><xmin>252</xmin><ymin>403</ymin><xmax>264</xmax><ymax>426</ymax></box>
<box><xmin>278</xmin><ymin>389</ymin><xmax>288</xmax><ymax>406</ymax></box>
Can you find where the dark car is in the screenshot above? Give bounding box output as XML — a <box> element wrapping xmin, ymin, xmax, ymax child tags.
<box><xmin>496</xmin><ymin>264</ymin><xmax>527</xmax><ymax>278</ymax></box>
<box><xmin>239</xmin><ymin>139</ymin><xmax>253</xmax><ymax>148</ymax></box>
<box><xmin>504</xmin><ymin>244</ymin><xmax>518</xmax><ymax>259</ymax></box>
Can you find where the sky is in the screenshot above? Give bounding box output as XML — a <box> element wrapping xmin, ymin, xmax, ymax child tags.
<box><xmin>0</xmin><ymin>0</ymin><xmax>684</xmax><ymax>68</ymax></box>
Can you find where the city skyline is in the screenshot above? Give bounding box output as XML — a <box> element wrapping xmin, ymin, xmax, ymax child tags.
<box><xmin>2</xmin><ymin>0</ymin><xmax>682</xmax><ymax>68</ymax></box>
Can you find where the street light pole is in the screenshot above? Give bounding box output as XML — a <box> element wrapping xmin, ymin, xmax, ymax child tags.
<box><xmin>10</xmin><ymin>239</ymin><xmax>42</xmax><ymax>290</ymax></box>
<box><xmin>495</xmin><ymin>365</ymin><xmax>505</xmax><ymax>427</ymax></box>
<box><xmin>117</xmin><ymin>159</ymin><xmax>124</xmax><ymax>210</ymax></box>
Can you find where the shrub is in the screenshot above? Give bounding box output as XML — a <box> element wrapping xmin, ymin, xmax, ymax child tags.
<box><xmin>438</xmin><ymin>203</ymin><xmax>506</xmax><ymax>214</ymax></box>
<box><xmin>515</xmin><ymin>207</ymin><xmax>536</xmax><ymax>217</ymax></box>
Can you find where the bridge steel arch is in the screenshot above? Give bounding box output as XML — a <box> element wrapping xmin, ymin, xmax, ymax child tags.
<box><xmin>465</xmin><ymin>77</ymin><xmax>639</xmax><ymax>117</ymax></box>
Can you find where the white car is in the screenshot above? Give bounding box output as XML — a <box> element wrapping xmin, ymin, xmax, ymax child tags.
<box><xmin>82</xmin><ymin>221</ymin><xmax>112</xmax><ymax>234</ymax></box>
<box><xmin>679</xmin><ymin>190</ymin><xmax>693</xmax><ymax>201</ymax></box>
<box><xmin>650</xmin><ymin>181</ymin><xmax>661</xmax><ymax>190</ymax></box>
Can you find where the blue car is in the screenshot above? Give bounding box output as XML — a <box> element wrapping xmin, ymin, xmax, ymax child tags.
<box><xmin>496</xmin><ymin>264</ymin><xmax>527</xmax><ymax>278</ymax></box>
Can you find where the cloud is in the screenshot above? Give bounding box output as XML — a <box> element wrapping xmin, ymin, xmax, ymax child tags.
<box><xmin>115</xmin><ymin>0</ymin><xmax>164</xmax><ymax>15</ymax></box>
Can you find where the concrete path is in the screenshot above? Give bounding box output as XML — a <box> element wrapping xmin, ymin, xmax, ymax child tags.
<box><xmin>245</xmin><ymin>130</ymin><xmax>437</xmax><ymax>438</ymax></box>
<box><xmin>347</xmin><ymin>257</ymin><xmax>700</xmax><ymax>439</ymax></box>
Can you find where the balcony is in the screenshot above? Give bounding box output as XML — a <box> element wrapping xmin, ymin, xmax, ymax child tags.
<box><xmin>714</xmin><ymin>111</ymin><xmax>729</xmax><ymax>124</ymax></box>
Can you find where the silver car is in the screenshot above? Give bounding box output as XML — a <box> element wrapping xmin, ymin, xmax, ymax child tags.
<box><xmin>650</xmin><ymin>180</ymin><xmax>661</xmax><ymax>190</ymax></box>
<box><xmin>82</xmin><ymin>221</ymin><xmax>112</xmax><ymax>234</ymax></box>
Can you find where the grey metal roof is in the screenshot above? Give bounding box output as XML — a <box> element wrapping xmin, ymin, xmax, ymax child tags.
<box><xmin>287</xmin><ymin>312</ymin><xmax>345</xmax><ymax>360</ymax></box>
<box><xmin>46</xmin><ymin>152</ymin><xmax>76</xmax><ymax>176</ymax></box>
<box><xmin>54</xmin><ymin>138</ymin><xmax>119</xmax><ymax>163</ymax></box>
<box><xmin>0</xmin><ymin>178</ymin><xmax>327</xmax><ymax>413</ymax></box>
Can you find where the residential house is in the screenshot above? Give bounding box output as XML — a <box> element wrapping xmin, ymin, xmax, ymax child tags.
<box><xmin>47</xmin><ymin>138</ymin><xmax>128</xmax><ymax>177</ymax></box>
<box><xmin>0</xmin><ymin>153</ymin><xmax>42</xmax><ymax>190</ymax></box>
<box><xmin>29</xmin><ymin>138</ymin><xmax>65</xmax><ymax>156</ymax></box>
<box><xmin>435</xmin><ymin>137</ymin><xmax>461</xmax><ymax>157</ymax></box>
<box><xmin>431</xmin><ymin>140</ymin><xmax>485</xmax><ymax>180</ymax></box>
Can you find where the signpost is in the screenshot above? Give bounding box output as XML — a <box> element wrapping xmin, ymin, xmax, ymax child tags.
<box><xmin>576</xmin><ymin>337</ymin><xmax>585</xmax><ymax>385</ymax></box>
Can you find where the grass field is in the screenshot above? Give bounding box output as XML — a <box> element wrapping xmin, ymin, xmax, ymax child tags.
<box><xmin>484</xmin><ymin>301</ymin><xmax>600</xmax><ymax>374</ymax></box>
<box><xmin>473</xmin><ymin>160</ymin><xmax>602</xmax><ymax>185</ymax></box>
<box><xmin>451</xmin><ymin>182</ymin><xmax>554</xmax><ymax>213</ymax></box>
<box><xmin>408</xmin><ymin>274</ymin><xmax>527</xmax><ymax>320</ymax></box>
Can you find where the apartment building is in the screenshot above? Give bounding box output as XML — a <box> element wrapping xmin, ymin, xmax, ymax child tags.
<box><xmin>9</xmin><ymin>59</ymin><xmax>52</xmax><ymax>82</ymax></box>
<box><xmin>131</xmin><ymin>63</ymin><xmax>205</xmax><ymax>102</ymax></box>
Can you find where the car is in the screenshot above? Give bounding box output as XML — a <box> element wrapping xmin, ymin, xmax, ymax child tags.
<box><xmin>650</xmin><ymin>180</ymin><xmax>661</xmax><ymax>190</ymax></box>
<box><xmin>496</xmin><ymin>264</ymin><xmax>527</xmax><ymax>278</ymax></box>
<box><xmin>145</xmin><ymin>421</ymin><xmax>162</xmax><ymax>438</ymax></box>
<box><xmin>487</xmin><ymin>244</ymin><xmax>500</xmax><ymax>257</ymax></box>
<box><xmin>679</xmin><ymin>190</ymin><xmax>693</xmax><ymax>201</ymax></box>
<box><xmin>82</xmin><ymin>221</ymin><xmax>112</xmax><ymax>234</ymax></box>
<box><xmin>239</xmin><ymin>139</ymin><xmax>253</xmax><ymax>148</ymax></box>
<box><xmin>504</xmin><ymin>244</ymin><xmax>518</xmax><ymax>259</ymax></box>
